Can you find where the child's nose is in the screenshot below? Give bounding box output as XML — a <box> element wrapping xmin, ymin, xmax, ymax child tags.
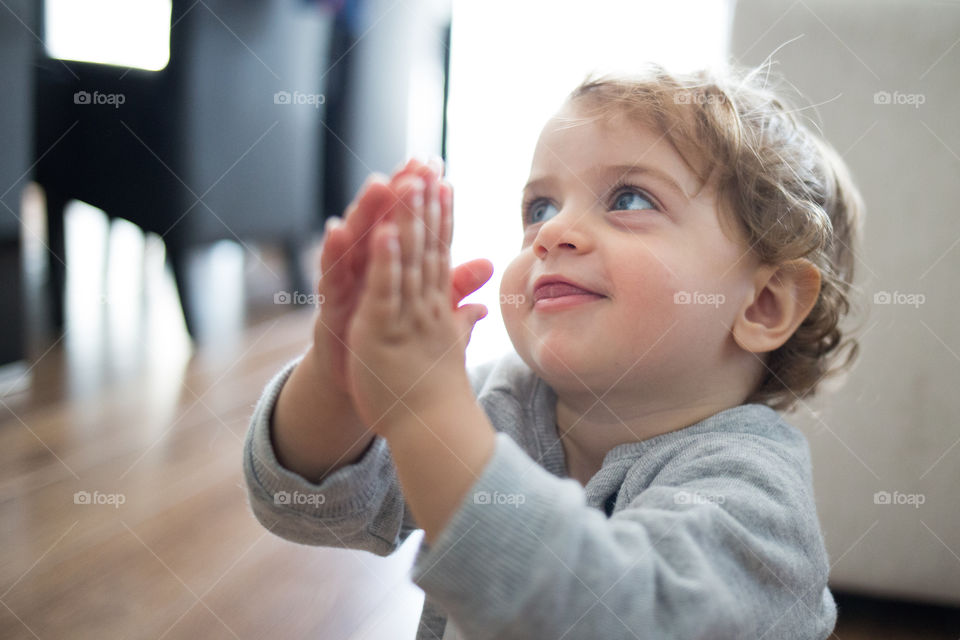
<box><xmin>533</xmin><ymin>208</ymin><xmax>593</xmax><ymax>259</ymax></box>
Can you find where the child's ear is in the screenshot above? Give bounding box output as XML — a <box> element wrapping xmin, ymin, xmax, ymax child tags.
<box><xmin>732</xmin><ymin>259</ymin><xmax>822</xmax><ymax>354</ymax></box>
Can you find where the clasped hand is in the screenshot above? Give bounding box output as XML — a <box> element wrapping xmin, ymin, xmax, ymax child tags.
<box><xmin>316</xmin><ymin>158</ymin><xmax>492</xmax><ymax>437</ymax></box>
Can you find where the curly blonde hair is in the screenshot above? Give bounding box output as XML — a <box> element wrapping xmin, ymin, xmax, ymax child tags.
<box><xmin>567</xmin><ymin>62</ymin><xmax>865</xmax><ymax>413</ymax></box>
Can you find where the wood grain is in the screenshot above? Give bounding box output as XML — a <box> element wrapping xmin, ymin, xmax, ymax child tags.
<box><xmin>0</xmin><ymin>306</ymin><xmax>424</xmax><ymax>640</ymax></box>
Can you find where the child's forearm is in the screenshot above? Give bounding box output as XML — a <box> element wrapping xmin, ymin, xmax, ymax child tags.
<box><xmin>271</xmin><ymin>341</ymin><xmax>374</xmax><ymax>484</ymax></box>
<box><xmin>383</xmin><ymin>381</ymin><xmax>497</xmax><ymax>545</ymax></box>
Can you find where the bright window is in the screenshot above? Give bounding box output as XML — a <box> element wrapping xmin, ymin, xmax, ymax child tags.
<box><xmin>446</xmin><ymin>0</ymin><xmax>733</xmax><ymax>367</ymax></box>
<box><xmin>45</xmin><ymin>0</ymin><xmax>172</xmax><ymax>70</ymax></box>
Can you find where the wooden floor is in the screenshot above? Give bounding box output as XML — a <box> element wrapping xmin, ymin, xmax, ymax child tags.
<box><xmin>0</xmin><ymin>197</ymin><xmax>426</xmax><ymax>640</ymax></box>
<box><xmin>1</xmin><ymin>195</ymin><xmax>958</xmax><ymax>639</ymax></box>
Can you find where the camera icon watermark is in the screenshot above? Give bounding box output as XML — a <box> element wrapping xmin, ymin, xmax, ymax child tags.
<box><xmin>273</xmin><ymin>490</ymin><xmax>326</xmax><ymax>507</ymax></box>
<box><xmin>74</xmin><ymin>490</ymin><xmax>126</xmax><ymax>508</ymax></box>
<box><xmin>473</xmin><ymin>490</ymin><xmax>526</xmax><ymax>508</ymax></box>
<box><xmin>73</xmin><ymin>90</ymin><xmax>126</xmax><ymax>109</ymax></box>
<box><xmin>873</xmin><ymin>290</ymin><xmax>925</xmax><ymax>308</ymax></box>
<box><xmin>273</xmin><ymin>90</ymin><xmax>326</xmax><ymax>109</ymax></box>
<box><xmin>274</xmin><ymin>291</ymin><xmax>324</xmax><ymax>307</ymax></box>
<box><xmin>673</xmin><ymin>290</ymin><xmax>725</xmax><ymax>308</ymax></box>
<box><xmin>873</xmin><ymin>90</ymin><xmax>925</xmax><ymax>108</ymax></box>
<box><xmin>873</xmin><ymin>490</ymin><xmax>925</xmax><ymax>509</ymax></box>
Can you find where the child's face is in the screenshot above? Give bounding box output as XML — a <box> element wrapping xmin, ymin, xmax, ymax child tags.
<box><xmin>500</xmin><ymin>102</ymin><xmax>760</xmax><ymax>400</ymax></box>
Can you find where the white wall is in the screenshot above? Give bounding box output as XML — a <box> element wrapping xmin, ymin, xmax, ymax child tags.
<box><xmin>446</xmin><ymin>0</ymin><xmax>733</xmax><ymax>367</ymax></box>
<box><xmin>731</xmin><ymin>0</ymin><xmax>960</xmax><ymax>606</ymax></box>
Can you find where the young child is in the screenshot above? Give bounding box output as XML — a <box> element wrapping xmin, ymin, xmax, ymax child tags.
<box><xmin>243</xmin><ymin>62</ymin><xmax>863</xmax><ymax>639</ymax></box>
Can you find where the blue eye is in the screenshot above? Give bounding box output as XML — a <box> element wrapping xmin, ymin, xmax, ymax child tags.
<box><xmin>526</xmin><ymin>200</ymin><xmax>559</xmax><ymax>224</ymax></box>
<box><xmin>613</xmin><ymin>189</ymin><xmax>655</xmax><ymax>211</ymax></box>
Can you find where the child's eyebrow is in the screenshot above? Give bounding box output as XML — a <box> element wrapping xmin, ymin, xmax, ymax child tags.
<box><xmin>594</xmin><ymin>164</ymin><xmax>692</xmax><ymax>202</ymax></box>
<box><xmin>522</xmin><ymin>164</ymin><xmax>692</xmax><ymax>202</ymax></box>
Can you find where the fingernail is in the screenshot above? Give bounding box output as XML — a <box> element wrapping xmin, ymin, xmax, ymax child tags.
<box><xmin>324</xmin><ymin>216</ymin><xmax>342</xmax><ymax>233</ymax></box>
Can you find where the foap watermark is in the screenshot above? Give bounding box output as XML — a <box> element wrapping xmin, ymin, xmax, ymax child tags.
<box><xmin>473</xmin><ymin>490</ymin><xmax>526</xmax><ymax>508</ymax></box>
<box><xmin>874</xmin><ymin>490</ymin><xmax>925</xmax><ymax>509</ymax></box>
<box><xmin>673</xmin><ymin>91</ymin><xmax>726</xmax><ymax>106</ymax></box>
<box><xmin>74</xmin><ymin>90</ymin><xmax>126</xmax><ymax>108</ymax></box>
<box><xmin>74</xmin><ymin>490</ymin><xmax>126</xmax><ymax>508</ymax></box>
<box><xmin>273</xmin><ymin>90</ymin><xmax>326</xmax><ymax>109</ymax></box>
<box><xmin>500</xmin><ymin>293</ymin><xmax>526</xmax><ymax>308</ymax></box>
<box><xmin>274</xmin><ymin>290</ymin><xmax>324</xmax><ymax>307</ymax></box>
<box><xmin>873</xmin><ymin>90</ymin><xmax>925</xmax><ymax>108</ymax></box>
<box><xmin>674</xmin><ymin>290</ymin><xmax>725</xmax><ymax>308</ymax></box>
<box><xmin>274</xmin><ymin>490</ymin><xmax>326</xmax><ymax>507</ymax></box>
<box><xmin>674</xmin><ymin>490</ymin><xmax>726</xmax><ymax>506</ymax></box>
<box><xmin>873</xmin><ymin>290</ymin><xmax>925</xmax><ymax>308</ymax></box>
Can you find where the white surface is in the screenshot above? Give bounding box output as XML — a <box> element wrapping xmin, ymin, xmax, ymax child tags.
<box><xmin>731</xmin><ymin>0</ymin><xmax>960</xmax><ymax>606</ymax></box>
<box><xmin>445</xmin><ymin>0</ymin><xmax>733</xmax><ymax>368</ymax></box>
<box><xmin>45</xmin><ymin>0</ymin><xmax>171</xmax><ymax>70</ymax></box>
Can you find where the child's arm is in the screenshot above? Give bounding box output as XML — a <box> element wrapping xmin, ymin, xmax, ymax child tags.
<box><xmin>270</xmin><ymin>162</ymin><xmax>493</xmax><ymax>483</ymax></box>
<box><xmin>409</xmin><ymin>431</ymin><xmax>836</xmax><ymax>640</ymax></box>
<box><xmin>343</xmin><ymin>179</ymin><xmax>835</xmax><ymax>638</ymax></box>
<box><xmin>271</xmin><ymin>165</ymin><xmax>437</xmax><ymax>484</ymax></box>
<box><xmin>342</xmin><ymin>172</ymin><xmax>495</xmax><ymax>543</ymax></box>
<box><xmin>243</xmin><ymin>160</ymin><xmax>495</xmax><ymax>555</ymax></box>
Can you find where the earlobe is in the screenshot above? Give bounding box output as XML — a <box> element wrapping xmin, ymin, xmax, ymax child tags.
<box><xmin>732</xmin><ymin>259</ymin><xmax>822</xmax><ymax>354</ymax></box>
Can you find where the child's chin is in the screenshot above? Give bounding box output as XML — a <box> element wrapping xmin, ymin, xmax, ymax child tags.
<box><xmin>526</xmin><ymin>344</ymin><xmax>604</xmax><ymax>383</ymax></box>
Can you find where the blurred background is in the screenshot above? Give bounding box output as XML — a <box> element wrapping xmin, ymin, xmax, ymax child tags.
<box><xmin>0</xmin><ymin>0</ymin><xmax>958</xmax><ymax>638</ymax></box>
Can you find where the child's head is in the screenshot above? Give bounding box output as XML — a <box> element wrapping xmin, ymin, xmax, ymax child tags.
<box><xmin>499</xmin><ymin>62</ymin><xmax>863</xmax><ymax>414</ymax></box>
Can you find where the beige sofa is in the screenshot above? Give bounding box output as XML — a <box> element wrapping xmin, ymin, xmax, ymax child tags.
<box><xmin>730</xmin><ymin>0</ymin><xmax>960</xmax><ymax>606</ymax></box>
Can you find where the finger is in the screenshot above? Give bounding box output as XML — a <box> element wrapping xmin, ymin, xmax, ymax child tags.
<box><xmin>395</xmin><ymin>177</ymin><xmax>425</xmax><ymax>302</ymax></box>
<box><xmin>455</xmin><ymin>303</ymin><xmax>488</xmax><ymax>347</ymax></box>
<box><xmin>391</xmin><ymin>157</ymin><xmax>418</xmax><ymax>176</ymax></box>
<box><xmin>357</xmin><ymin>221</ymin><xmax>401</xmax><ymax>328</ymax></box>
<box><xmin>319</xmin><ymin>216</ymin><xmax>344</xmax><ymax>282</ymax></box>
<box><xmin>450</xmin><ymin>258</ymin><xmax>494</xmax><ymax>305</ymax></box>
<box><xmin>438</xmin><ymin>181</ymin><xmax>454</xmax><ymax>250</ymax></box>
<box><xmin>401</xmin><ymin>163</ymin><xmax>442</xmax><ymax>266</ymax></box>
<box><xmin>435</xmin><ymin>182</ymin><xmax>452</xmax><ymax>294</ymax></box>
<box><xmin>458</xmin><ymin>303</ymin><xmax>488</xmax><ymax>325</ymax></box>
<box><xmin>388</xmin><ymin>157</ymin><xmax>427</xmax><ymax>191</ymax></box>
<box><xmin>422</xmin><ymin>172</ymin><xmax>439</xmax><ymax>255</ymax></box>
<box><xmin>392</xmin><ymin>158</ymin><xmax>437</xmax><ymax>194</ymax></box>
<box><xmin>343</xmin><ymin>173</ymin><xmax>390</xmax><ymax>231</ymax></box>
<box><xmin>318</xmin><ymin>217</ymin><xmax>353</xmax><ymax>302</ymax></box>
<box><xmin>426</xmin><ymin>154</ymin><xmax>445</xmax><ymax>178</ymax></box>
<box><xmin>421</xmin><ymin>172</ymin><xmax>441</xmax><ymax>291</ymax></box>
<box><xmin>390</xmin><ymin>156</ymin><xmax>435</xmax><ymax>184</ymax></box>
<box><xmin>342</xmin><ymin>178</ymin><xmax>395</xmax><ymax>275</ymax></box>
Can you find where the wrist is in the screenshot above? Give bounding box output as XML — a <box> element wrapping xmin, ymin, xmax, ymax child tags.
<box><xmin>379</xmin><ymin>372</ymin><xmax>477</xmax><ymax>441</ymax></box>
<box><xmin>382</xmin><ymin>382</ymin><xmax>497</xmax><ymax>544</ymax></box>
<box><xmin>271</xmin><ymin>344</ymin><xmax>372</xmax><ymax>482</ymax></box>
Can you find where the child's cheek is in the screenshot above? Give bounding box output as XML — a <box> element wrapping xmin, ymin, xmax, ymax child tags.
<box><xmin>499</xmin><ymin>254</ymin><xmax>530</xmax><ymax>336</ymax></box>
<box><xmin>614</xmin><ymin>250</ymin><xmax>684</xmax><ymax>318</ymax></box>
<box><xmin>603</xmin><ymin>251</ymin><xmax>714</xmax><ymax>357</ymax></box>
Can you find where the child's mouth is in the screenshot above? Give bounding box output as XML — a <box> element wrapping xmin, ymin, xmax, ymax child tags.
<box><xmin>533</xmin><ymin>283</ymin><xmax>606</xmax><ymax>310</ymax></box>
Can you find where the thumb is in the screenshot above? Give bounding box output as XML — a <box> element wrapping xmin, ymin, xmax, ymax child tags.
<box><xmin>451</xmin><ymin>259</ymin><xmax>494</xmax><ymax>306</ymax></box>
<box><xmin>454</xmin><ymin>303</ymin><xmax>488</xmax><ymax>346</ymax></box>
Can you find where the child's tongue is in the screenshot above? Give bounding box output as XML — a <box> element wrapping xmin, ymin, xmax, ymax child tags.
<box><xmin>535</xmin><ymin>283</ymin><xmax>600</xmax><ymax>301</ymax></box>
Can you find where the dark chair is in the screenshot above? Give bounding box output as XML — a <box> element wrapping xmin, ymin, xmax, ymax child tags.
<box><xmin>34</xmin><ymin>0</ymin><xmax>337</xmax><ymax>337</ymax></box>
<box><xmin>0</xmin><ymin>0</ymin><xmax>34</xmax><ymax>367</ymax></box>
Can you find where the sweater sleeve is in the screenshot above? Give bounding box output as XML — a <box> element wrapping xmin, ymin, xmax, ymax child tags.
<box><xmin>243</xmin><ymin>353</ymin><xmax>500</xmax><ymax>557</ymax></box>
<box><xmin>242</xmin><ymin>354</ymin><xmax>411</xmax><ymax>556</ymax></box>
<box><xmin>410</xmin><ymin>432</ymin><xmax>836</xmax><ymax>640</ymax></box>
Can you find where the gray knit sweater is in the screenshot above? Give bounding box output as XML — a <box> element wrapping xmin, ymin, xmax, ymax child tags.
<box><xmin>243</xmin><ymin>350</ymin><xmax>837</xmax><ymax>639</ymax></box>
